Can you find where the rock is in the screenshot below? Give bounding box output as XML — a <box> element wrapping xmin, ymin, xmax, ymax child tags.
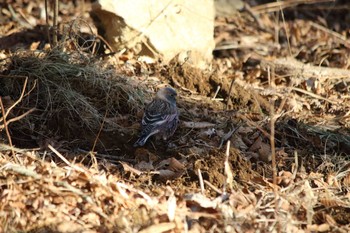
<box><xmin>91</xmin><ymin>0</ymin><xmax>215</xmax><ymax>69</ymax></box>
<box><xmin>215</xmin><ymin>0</ymin><xmax>244</xmax><ymax>17</ymax></box>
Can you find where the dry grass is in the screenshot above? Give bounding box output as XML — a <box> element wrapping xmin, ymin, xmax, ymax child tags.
<box><xmin>1</xmin><ymin>48</ymin><xmax>150</xmax><ymax>148</ymax></box>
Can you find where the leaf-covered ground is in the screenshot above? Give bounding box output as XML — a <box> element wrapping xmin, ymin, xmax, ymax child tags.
<box><xmin>0</xmin><ymin>0</ymin><xmax>350</xmax><ymax>232</ymax></box>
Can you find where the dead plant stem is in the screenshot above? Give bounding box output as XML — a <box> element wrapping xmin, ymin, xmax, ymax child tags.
<box><xmin>53</xmin><ymin>0</ymin><xmax>59</xmax><ymax>47</ymax></box>
<box><xmin>0</xmin><ymin>77</ymin><xmax>29</xmax><ymax>163</ymax></box>
<box><xmin>268</xmin><ymin>62</ymin><xmax>279</xmax><ymax>231</ymax></box>
<box><xmin>91</xmin><ymin>111</ymin><xmax>107</xmax><ymax>153</ymax></box>
<box><xmin>0</xmin><ymin>97</ymin><xmax>16</xmax><ymax>161</ymax></box>
<box><xmin>198</xmin><ymin>168</ymin><xmax>205</xmax><ymax>194</ymax></box>
<box><xmin>3</xmin><ymin>77</ymin><xmax>28</xmax><ymax>120</ymax></box>
<box><xmin>4</xmin><ymin>108</ymin><xmax>36</xmax><ymax>126</ymax></box>
<box><xmin>44</xmin><ymin>0</ymin><xmax>51</xmax><ymax>45</ymax></box>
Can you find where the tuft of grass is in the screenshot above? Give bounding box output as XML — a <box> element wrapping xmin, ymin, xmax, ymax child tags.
<box><xmin>2</xmin><ymin>49</ymin><xmax>149</xmax><ymax>144</ymax></box>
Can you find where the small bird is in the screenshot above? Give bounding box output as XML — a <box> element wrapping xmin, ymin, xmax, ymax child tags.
<box><xmin>133</xmin><ymin>87</ymin><xmax>179</xmax><ymax>147</ymax></box>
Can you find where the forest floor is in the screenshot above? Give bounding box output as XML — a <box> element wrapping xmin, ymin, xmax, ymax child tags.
<box><xmin>1</xmin><ymin>0</ymin><xmax>350</xmax><ymax>232</ymax></box>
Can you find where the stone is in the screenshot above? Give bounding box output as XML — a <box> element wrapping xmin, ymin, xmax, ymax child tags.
<box><xmin>91</xmin><ymin>0</ymin><xmax>215</xmax><ymax>69</ymax></box>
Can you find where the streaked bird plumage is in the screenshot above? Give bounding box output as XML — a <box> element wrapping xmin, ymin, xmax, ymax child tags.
<box><xmin>133</xmin><ymin>87</ymin><xmax>179</xmax><ymax>147</ymax></box>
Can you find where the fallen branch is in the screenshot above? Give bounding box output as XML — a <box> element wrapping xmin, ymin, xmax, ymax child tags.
<box><xmin>251</xmin><ymin>0</ymin><xmax>334</xmax><ymax>14</ymax></box>
<box><xmin>291</xmin><ymin>87</ymin><xmax>338</xmax><ymax>104</ymax></box>
<box><xmin>261</xmin><ymin>57</ymin><xmax>350</xmax><ymax>82</ymax></box>
<box><xmin>181</xmin><ymin>121</ymin><xmax>216</xmax><ymax>129</ymax></box>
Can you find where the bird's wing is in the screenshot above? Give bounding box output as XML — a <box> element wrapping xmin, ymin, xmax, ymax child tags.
<box><xmin>142</xmin><ymin>99</ymin><xmax>175</xmax><ymax>126</ymax></box>
<box><xmin>139</xmin><ymin>99</ymin><xmax>176</xmax><ymax>135</ymax></box>
<box><xmin>134</xmin><ymin>98</ymin><xmax>178</xmax><ymax>146</ymax></box>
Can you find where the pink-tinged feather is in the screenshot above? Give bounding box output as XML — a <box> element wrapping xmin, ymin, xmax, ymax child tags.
<box><xmin>134</xmin><ymin>87</ymin><xmax>179</xmax><ymax>147</ymax></box>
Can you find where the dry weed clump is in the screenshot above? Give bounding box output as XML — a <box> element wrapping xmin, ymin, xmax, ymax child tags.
<box><xmin>1</xmin><ymin>49</ymin><xmax>148</xmax><ymax>146</ymax></box>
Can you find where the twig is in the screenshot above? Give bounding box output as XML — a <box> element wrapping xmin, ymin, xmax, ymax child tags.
<box><xmin>251</xmin><ymin>0</ymin><xmax>334</xmax><ymax>14</ymax></box>
<box><xmin>211</xmin><ymin>85</ymin><xmax>220</xmax><ymax>100</ymax></box>
<box><xmin>270</xmin><ymin>98</ymin><xmax>278</xmax><ymax>214</ymax></box>
<box><xmin>0</xmin><ymin>80</ymin><xmax>35</xmax><ymax>128</ymax></box>
<box><xmin>267</xmin><ymin>65</ymin><xmax>279</xmax><ymax>230</ymax></box>
<box><xmin>223</xmin><ymin>141</ymin><xmax>234</xmax><ymax>193</ymax></box>
<box><xmin>1</xmin><ymin>77</ymin><xmax>28</xmax><ymax>121</ymax></box>
<box><xmin>54</xmin><ymin>181</ymin><xmax>94</xmax><ymax>204</ymax></box>
<box><xmin>7</xmin><ymin>4</ymin><xmax>32</xmax><ymax>29</ymax></box>
<box><xmin>239</xmin><ymin>113</ymin><xmax>273</xmax><ymax>141</ymax></box>
<box><xmin>204</xmin><ymin>180</ymin><xmax>223</xmax><ymax>194</ymax></box>
<box><xmin>270</xmin><ymin>111</ymin><xmax>277</xmax><ymax>179</ymax></box>
<box><xmin>0</xmin><ymin>97</ymin><xmax>16</xmax><ymax>161</ymax></box>
<box><xmin>225</xmin><ymin>78</ymin><xmax>235</xmax><ymax>110</ymax></box>
<box><xmin>182</xmin><ymin>121</ymin><xmax>216</xmax><ymax>129</ymax></box>
<box><xmin>48</xmin><ymin>144</ymin><xmax>71</xmax><ymax>166</ymax></box>
<box><xmin>244</xmin><ymin>3</ymin><xmax>264</xmax><ymax>29</ymax></box>
<box><xmin>291</xmin><ymin>87</ymin><xmax>338</xmax><ymax>104</ymax></box>
<box><xmin>0</xmin><ymin>77</ymin><xmax>35</xmax><ymax>130</ymax></box>
<box><xmin>96</xmin><ymin>35</ymin><xmax>115</xmax><ymax>53</ymax></box>
<box><xmin>0</xmin><ymin>143</ymin><xmax>28</xmax><ymax>153</ymax></box>
<box><xmin>3</xmin><ymin>108</ymin><xmax>36</xmax><ymax>128</ymax></box>
<box><xmin>0</xmin><ymin>77</ymin><xmax>34</xmax><ymax>162</ymax></box>
<box><xmin>310</xmin><ymin>21</ymin><xmax>350</xmax><ymax>48</ymax></box>
<box><xmin>279</xmin><ymin>2</ymin><xmax>292</xmax><ymax>56</ymax></box>
<box><xmin>90</xmin><ymin>111</ymin><xmax>109</xmax><ymax>169</ymax></box>
<box><xmin>219</xmin><ymin>123</ymin><xmax>242</xmax><ymax>149</ymax></box>
<box><xmin>4</xmin><ymin>163</ymin><xmax>42</xmax><ymax>179</ymax></box>
<box><xmin>92</xmin><ymin>111</ymin><xmax>107</xmax><ymax>153</ymax></box>
<box><xmin>198</xmin><ymin>168</ymin><xmax>205</xmax><ymax>194</ymax></box>
<box><xmin>45</xmin><ymin>0</ymin><xmax>51</xmax><ymax>45</ymax></box>
<box><xmin>48</xmin><ymin>144</ymin><xmax>86</xmax><ymax>173</ymax></box>
<box><xmin>52</xmin><ymin>0</ymin><xmax>59</xmax><ymax>47</ymax></box>
<box><xmin>77</xmin><ymin>148</ymin><xmax>135</xmax><ymax>163</ymax></box>
<box><xmin>292</xmin><ymin>150</ymin><xmax>298</xmax><ymax>180</ymax></box>
<box><xmin>16</xmin><ymin>8</ymin><xmax>34</xmax><ymax>28</ymax></box>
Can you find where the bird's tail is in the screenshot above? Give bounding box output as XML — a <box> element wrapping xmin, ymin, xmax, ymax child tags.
<box><xmin>133</xmin><ymin>129</ymin><xmax>159</xmax><ymax>147</ymax></box>
<box><xmin>133</xmin><ymin>136</ymin><xmax>148</xmax><ymax>147</ymax></box>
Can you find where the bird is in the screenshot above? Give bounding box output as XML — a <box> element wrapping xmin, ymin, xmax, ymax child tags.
<box><xmin>133</xmin><ymin>87</ymin><xmax>179</xmax><ymax>147</ymax></box>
